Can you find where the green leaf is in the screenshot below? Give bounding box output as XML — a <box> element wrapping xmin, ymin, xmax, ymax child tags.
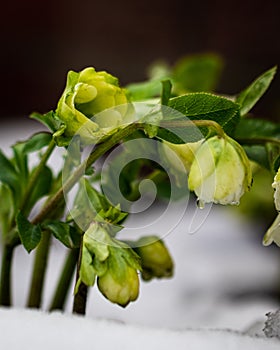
<box><xmin>22</xmin><ymin>132</ymin><xmax>52</xmax><ymax>154</ymax></box>
<box><xmin>0</xmin><ymin>150</ymin><xmax>20</xmax><ymax>193</ymax></box>
<box><xmin>27</xmin><ymin>166</ymin><xmax>53</xmax><ymax>212</ymax></box>
<box><xmin>43</xmin><ymin>221</ymin><xmax>81</xmax><ymax>248</ymax></box>
<box><xmin>160</xmin><ymin>93</ymin><xmax>240</xmax><ymax>143</ymax></box>
<box><xmin>12</xmin><ymin>142</ymin><xmax>28</xmax><ymax>186</ymax></box>
<box><xmin>243</xmin><ymin>145</ymin><xmax>270</xmax><ymax>169</ymax></box>
<box><xmin>234</xmin><ymin>118</ymin><xmax>280</xmax><ymax>139</ymax></box>
<box><xmin>173</xmin><ymin>53</ymin><xmax>224</xmax><ymax>92</ymax></box>
<box><xmin>236</xmin><ymin>66</ymin><xmax>277</xmax><ymax>117</ymax></box>
<box><xmin>16</xmin><ymin>211</ymin><xmax>42</xmax><ymax>253</ymax></box>
<box><xmin>161</xmin><ymin>80</ymin><xmax>172</xmax><ymax>106</ymax></box>
<box><xmin>126</xmin><ymin>80</ymin><xmax>163</xmax><ymax>101</ymax></box>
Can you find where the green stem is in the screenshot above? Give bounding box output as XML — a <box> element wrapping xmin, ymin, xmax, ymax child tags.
<box><xmin>20</xmin><ymin>139</ymin><xmax>56</xmax><ymax>215</ymax></box>
<box><xmin>72</xmin><ymin>245</ymin><xmax>88</xmax><ymax>315</ymax></box>
<box><xmin>27</xmin><ymin>230</ymin><xmax>52</xmax><ymax>308</ymax></box>
<box><xmin>0</xmin><ymin>244</ymin><xmax>14</xmax><ymax>306</ymax></box>
<box><xmin>32</xmin><ymin>123</ymin><xmax>143</xmax><ymax>225</ymax></box>
<box><xmin>49</xmin><ymin>248</ymin><xmax>79</xmax><ymax>311</ymax></box>
<box><xmin>160</xmin><ymin>119</ymin><xmax>226</xmax><ymax>138</ymax></box>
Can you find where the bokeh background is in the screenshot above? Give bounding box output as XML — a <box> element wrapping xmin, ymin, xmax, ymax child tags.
<box><xmin>1</xmin><ymin>0</ymin><xmax>280</xmax><ymax>120</ymax></box>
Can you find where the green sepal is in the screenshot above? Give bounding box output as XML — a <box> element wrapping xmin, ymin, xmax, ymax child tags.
<box><xmin>16</xmin><ymin>211</ymin><xmax>42</xmax><ymax>253</ymax></box>
<box><xmin>30</xmin><ymin>111</ymin><xmax>62</xmax><ymax>133</ymax></box>
<box><xmin>236</xmin><ymin>66</ymin><xmax>277</xmax><ymax>117</ymax></box>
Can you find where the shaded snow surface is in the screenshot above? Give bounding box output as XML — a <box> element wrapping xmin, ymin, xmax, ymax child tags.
<box><xmin>0</xmin><ymin>308</ymin><xmax>280</xmax><ymax>350</ymax></box>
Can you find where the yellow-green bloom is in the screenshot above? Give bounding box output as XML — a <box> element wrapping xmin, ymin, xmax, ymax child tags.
<box><xmin>97</xmin><ymin>262</ymin><xmax>139</xmax><ymax>307</ymax></box>
<box><xmin>135</xmin><ymin>236</ymin><xmax>173</xmax><ymax>281</ymax></box>
<box><xmin>56</xmin><ymin>67</ymin><xmax>132</xmax><ymax>143</ymax></box>
<box><xmin>263</xmin><ymin>213</ymin><xmax>280</xmax><ymax>247</ymax></box>
<box><xmin>263</xmin><ymin>168</ymin><xmax>280</xmax><ymax>247</ymax></box>
<box><xmin>188</xmin><ymin>135</ymin><xmax>252</xmax><ymax>205</ymax></box>
<box><xmin>272</xmin><ymin>167</ymin><xmax>280</xmax><ymax>211</ymax></box>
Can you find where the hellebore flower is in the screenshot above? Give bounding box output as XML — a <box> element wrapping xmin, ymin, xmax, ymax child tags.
<box><xmin>97</xmin><ymin>246</ymin><xmax>140</xmax><ymax>307</ymax></box>
<box><xmin>56</xmin><ymin>67</ymin><xmax>132</xmax><ymax>143</ymax></box>
<box><xmin>263</xmin><ymin>213</ymin><xmax>280</xmax><ymax>247</ymax></box>
<box><xmin>188</xmin><ymin>135</ymin><xmax>252</xmax><ymax>205</ymax></box>
<box><xmin>134</xmin><ymin>236</ymin><xmax>174</xmax><ymax>281</ymax></box>
<box><xmin>263</xmin><ymin>168</ymin><xmax>280</xmax><ymax>247</ymax></box>
<box><xmin>272</xmin><ymin>167</ymin><xmax>280</xmax><ymax>211</ymax></box>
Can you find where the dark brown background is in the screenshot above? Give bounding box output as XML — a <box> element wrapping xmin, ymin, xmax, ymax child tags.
<box><xmin>1</xmin><ymin>0</ymin><xmax>280</xmax><ymax>120</ymax></box>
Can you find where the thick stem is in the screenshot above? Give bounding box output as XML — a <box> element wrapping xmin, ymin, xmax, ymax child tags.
<box><xmin>72</xmin><ymin>281</ymin><xmax>88</xmax><ymax>315</ymax></box>
<box><xmin>72</xmin><ymin>245</ymin><xmax>88</xmax><ymax>315</ymax></box>
<box><xmin>0</xmin><ymin>244</ymin><xmax>14</xmax><ymax>306</ymax></box>
<box><xmin>27</xmin><ymin>231</ymin><xmax>52</xmax><ymax>308</ymax></box>
<box><xmin>49</xmin><ymin>248</ymin><xmax>79</xmax><ymax>311</ymax></box>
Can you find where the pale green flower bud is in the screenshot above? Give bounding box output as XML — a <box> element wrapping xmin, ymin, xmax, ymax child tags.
<box><xmin>188</xmin><ymin>135</ymin><xmax>252</xmax><ymax>205</ymax></box>
<box><xmin>56</xmin><ymin>67</ymin><xmax>131</xmax><ymax>143</ymax></box>
<box><xmin>97</xmin><ymin>245</ymin><xmax>140</xmax><ymax>307</ymax></box>
<box><xmin>97</xmin><ymin>263</ymin><xmax>139</xmax><ymax>307</ymax></box>
<box><xmin>135</xmin><ymin>236</ymin><xmax>173</xmax><ymax>281</ymax></box>
<box><xmin>263</xmin><ymin>213</ymin><xmax>280</xmax><ymax>247</ymax></box>
<box><xmin>272</xmin><ymin>167</ymin><xmax>280</xmax><ymax>211</ymax></box>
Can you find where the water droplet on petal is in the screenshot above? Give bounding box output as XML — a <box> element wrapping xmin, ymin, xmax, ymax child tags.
<box><xmin>196</xmin><ymin>198</ymin><xmax>205</xmax><ymax>209</ymax></box>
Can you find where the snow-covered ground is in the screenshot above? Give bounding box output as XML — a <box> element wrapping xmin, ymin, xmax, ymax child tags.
<box><xmin>1</xmin><ymin>119</ymin><xmax>280</xmax><ymax>348</ymax></box>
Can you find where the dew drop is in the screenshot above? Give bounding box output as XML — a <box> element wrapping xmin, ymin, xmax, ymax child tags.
<box><xmin>196</xmin><ymin>198</ymin><xmax>205</xmax><ymax>209</ymax></box>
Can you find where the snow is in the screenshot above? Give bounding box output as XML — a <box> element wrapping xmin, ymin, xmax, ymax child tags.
<box><xmin>0</xmin><ymin>308</ymin><xmax>279</xmax><ymax>350</ymax></box>
<box><xmin>1</xmin><ymin>119</ymin><xmax>280</xmax><ymax>348</ymax></box>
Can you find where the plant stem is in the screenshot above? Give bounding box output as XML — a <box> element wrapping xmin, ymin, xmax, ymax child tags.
<box><xmin>27</xmin><ymin>230</ymin><xmax>52</xmax><ymax>308</ymax></box>
<box><xmin>0</xmin><ymin>244</ymin><xmax>14</xmax><ymax>306</ymax></box>
<box><xmin>49</xmin><ymin>248</ymin><xmax>79</xmax><ymax>311</ymax></box>
<box><xmin>73</xmin><ymin>281</ymin><xmax>88</xmax><ymax>315</ymax></box>
<box><xmin>20</xmin><ymin>139</ymin><xmax>56</xmax><ymax>215</ymax></box>
<box><xmin>72</xmin><ymin>245</ymin><xmax>88</xmax><ymax>315</ymax></box>
<box><xmin>32</xmin><ymin>123</ymin><xmax>143</xmax><ymax>225</ymax></box>
<box><xmin>161</xmin><ymin>119</ymin><xmax>226</xmax><ymax>138</ymax></box>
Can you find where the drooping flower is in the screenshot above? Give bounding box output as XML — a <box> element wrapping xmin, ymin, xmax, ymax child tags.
<box><xmin>263</xmin><ymin>213</ymin><xmax>280</xmax><ymax>247</ymax></box>
<box><xmin>272</xmin><ymin>167</ymin><xmax>280</xmax><ymax>211</ymax></box>
<box><xmin>97</xmin><ymin>246</ymin><xmax>140</xmax><ymax>307</ymax></box>
<box><xmin>262</xmin><ymin>168</ymin><xmax>280</xmax><ymax>248</ymax></box>
<box><xmin>134</xmin><ymin>236</ymin><xmax>174</xmax><ymax>281</ymax></box>
<box><xmin>188</xmin><ymin>135</ymin><xmax>252</xmax><ymax>205</ymax></box>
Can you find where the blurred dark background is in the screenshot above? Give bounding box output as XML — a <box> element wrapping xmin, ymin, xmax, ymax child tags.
<box><xmin>1</xmin><ymin>0</ymin><xmax>280</xmax><ymax>120</ymax></box>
